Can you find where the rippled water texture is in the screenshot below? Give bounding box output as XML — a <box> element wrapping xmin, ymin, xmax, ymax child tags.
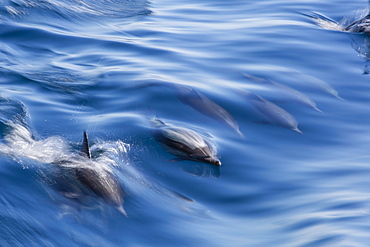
<box><xmin>1</xmin><ymin>0</ymin><xmax>370</xmax><ymax>246</ymax></box>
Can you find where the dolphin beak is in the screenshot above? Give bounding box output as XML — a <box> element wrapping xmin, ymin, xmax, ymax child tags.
<box><xmin>292</xmin><ymin>127</ymin><xmax>302</xmax><ymax>134</ymax></box>
<box><xmin>207</xmin><ymin>158</ymin><xmax>221</xmax><ymax>166</ymax></box>
<box><xmin>116</xmin><ymin>205</ymin><xmax>128</xmax><ymax>218</ymax></box>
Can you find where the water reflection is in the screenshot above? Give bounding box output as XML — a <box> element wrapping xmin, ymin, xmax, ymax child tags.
<box><xmin>179</xmin><ymin>163</ymin><xmax>221</xmax><ymax>178</ymax></box>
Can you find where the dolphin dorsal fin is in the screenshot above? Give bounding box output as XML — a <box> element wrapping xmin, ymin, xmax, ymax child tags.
<box><xmin>81</xmin><ymin>131</ymin><xmax>91</xmax><ymax>159</ymax></box>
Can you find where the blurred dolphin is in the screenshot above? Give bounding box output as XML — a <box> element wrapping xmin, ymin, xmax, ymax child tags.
<box><xmin>171</xmin><ymin>84</ymin><xmax>244</xmax><ymax>138</ymax></box>
<box><xmin>131</xmin><ymin>81</ymin><xmax>243</xmax><ymax>138</ymax></box>
<box><xmin>279</xmin><ymin>71</ymin><xmax>342</xmax><ymax>100</ymax></box>
<box><xmin>61</xmin><ymin>132</ymin><xmax>128</xmax><ymax>216</ymax></box>
<box><xmin>151</xmin><ymin>118</ymin><xmax>221</xmax><ymax>166</ymax></box>
<box><xmin>238</xmin><ymin>64</ymin><xmax>342</xmax><ymax>100</ymax></box>
<box><xmin>77</xmin><ymin>131</ymin><xmax>127</xmax><ymax>216</ymax></box>
<box><xmin>242</xmin><ymin>73</ymin><xmax>322</xmax><ymax>112</ymax></box>
<box><xmin>238</xmin><ymin>90</ymin><xmax>302</xmax><ymax>134</ymax></box>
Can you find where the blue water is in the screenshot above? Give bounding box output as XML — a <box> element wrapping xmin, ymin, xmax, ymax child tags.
<box><xmin>1</xmin><ymin>0</ymin><xmax>370</xmax><ymax>246</ymax></box>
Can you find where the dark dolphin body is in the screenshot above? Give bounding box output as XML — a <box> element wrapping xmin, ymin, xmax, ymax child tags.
<box><xmin>345</xmin><ymin>13</ymin><xmax>370</xmax><ymax>35</ymax></box>
<box><xmin>61</xmin><ymin>132</ymin><xmax>127</xmax><ymax>216</ymax></box>
<box><xmin>75</xmin><ymin>166</ymin><xmax>126</xmax><ymax>215</ymax></box>
<box><xmin>77</xmin><ymin>132</ymin><xmax>126</xmax><ymax>216</ymax></box>
<box><xmin>151</xmin><ymin>118</ymin><xmax>221</xmax><ymax>166</ymax></box>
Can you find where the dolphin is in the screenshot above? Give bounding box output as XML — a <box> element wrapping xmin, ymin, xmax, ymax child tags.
<box><xmin>344</xmin><ymin>3</ymin><xmax>370</xmax><ymax>35</ymax></box>
<box><xmin>73</xmin><ymin>132</ymin><xmax>127</xmax><ymax>216</ymax></box>
<box><xmin>172</xmin><ymin>84</ymin><xmax>244</xmax><ymax>138</ymax></box>
<box><xmin>242</xmin><ymin>73</ymin><xmax>322</xmax><ymax>112</ymax></box>
<box><xmin>130</xmin><ymin>81</ymin><xmax>243</xmax><ymax>138</ymax></box>
<box><xmin>304</xmin><ymin>3</ymin><xmax>370</xmax><ymax>36</ymax></box>
<box><xmin>345</xmin><ymin>18</ymin><xmax>370</xmax><ymax>35</ymax></box>
<box><xmin>151</xmin><ymin>118</ymin><xmax>221</xmax><ymax>166</ymax></box>
<box><xmin>239</xmin><ymin>90</ymin><xmax>302</xmax><ymax>134</ymax></box>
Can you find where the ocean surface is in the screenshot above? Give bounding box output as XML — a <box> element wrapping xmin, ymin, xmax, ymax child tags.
<box><xmin>1</xmin><ymin>0</ymin><xmax>370</xmax><ymax>246</ymax></box>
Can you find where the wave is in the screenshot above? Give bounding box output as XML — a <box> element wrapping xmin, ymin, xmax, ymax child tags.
<box><xmin>2</xmin><ymin>0</ymin><xmax>152</xmax><ymax>20</ymax></box>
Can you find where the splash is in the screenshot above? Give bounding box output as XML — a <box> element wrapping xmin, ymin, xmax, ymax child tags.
<box><xmin>305</xmin><ymin>7</ymin><xmax>370</xmax><ymax>34</ymax></box>
<box><xmin>0</xmin><ymin>121</ymin><xmax>70</xmax><ymax>165</ymax></box>
<box><xmin>304</xmin><ymin>12</ymin><xmax>344</xmax><ymax>32</ymax></box>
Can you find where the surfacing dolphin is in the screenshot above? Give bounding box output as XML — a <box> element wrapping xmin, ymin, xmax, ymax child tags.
<box><xmin>344</xmin><ymin>5</ymin><xmax>370</xmax><ymax>35</ymax></box>
<box><xmin>151</xmin><ymin>118</ymin><xmax>221</xmax><ymax>166</ymax></box>
<box><xmin>304</xmin><ymin>3</ymin><xmax>370</xmax><ymax>36</ymax></box>
<box><xmin>71</xmin><ymin>132</ymin><xmax>127</xmax><ymax>216</ymax></box>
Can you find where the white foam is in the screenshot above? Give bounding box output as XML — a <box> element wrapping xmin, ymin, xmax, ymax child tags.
<box><xmin>0</xmin><ymin>122</ymin><xmax>70</xmax><ymax>164</ymax></box>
